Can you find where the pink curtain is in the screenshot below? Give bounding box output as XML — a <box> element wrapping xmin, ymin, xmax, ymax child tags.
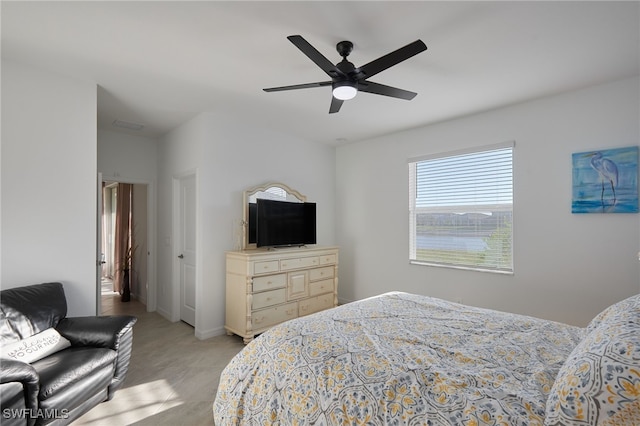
<box><xmin>114</xmin><ymin>183</ymin><xmax>133</xmax><ymax>294</ymax></box>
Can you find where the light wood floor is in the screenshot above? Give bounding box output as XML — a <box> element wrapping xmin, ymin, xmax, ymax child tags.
<box><xmin>73</xmin><ymin>293</ymin><xmax>245</xmax><ymax>425</ymax></box>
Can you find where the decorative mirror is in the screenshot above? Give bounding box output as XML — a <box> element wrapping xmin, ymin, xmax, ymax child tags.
<box><xmin>242</xmin><ymin>182</ymin><xmax>306</xmax><ymax>250</ymax></box>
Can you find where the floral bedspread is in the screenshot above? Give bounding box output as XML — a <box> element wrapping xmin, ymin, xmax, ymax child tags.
<box><xmin>213</xmin><ymin>292</ymin><xmax>584</xmax><ymax>425</ymax></box>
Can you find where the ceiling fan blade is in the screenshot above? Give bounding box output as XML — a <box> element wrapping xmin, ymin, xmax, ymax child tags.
<box><xmin>287</xmin><ymin>35</ymin><xmax>346</xmax><ymax>79</ymax></box>
<box><xmin>329</xmin><ymin>96</ymin><xmax>343</xmax><ymax>114</ymax></box>
<box><xmin>263</xmin><ymin>81</ymin><xmax>332</xmax><ymax>92</ymax></box>
<box><xmin>357</xmin><ymin>40</ymin><xmax>427</xmax><ymax>80</ymax></box>
<box><xmin>358</xmin><ymin>81</ymin><xmax>418</xmax><ymax>100</ymax></box>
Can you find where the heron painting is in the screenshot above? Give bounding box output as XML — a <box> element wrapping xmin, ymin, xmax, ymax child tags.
<box><xmin>572</xmin><ymin>146</ymin><xmax>638</xmax><ymax>213</ymax></box>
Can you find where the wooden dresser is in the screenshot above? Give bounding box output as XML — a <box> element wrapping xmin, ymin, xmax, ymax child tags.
<box><xmin>225</xmin><ymin>246</ymin><xmax>339</xmax><ymax>343</ymax></box>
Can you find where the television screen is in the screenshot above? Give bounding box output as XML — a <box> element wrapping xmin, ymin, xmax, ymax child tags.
<box><xmin>256</xmin><ymin>199</ymin><xmax>316</xmax><ymax>247</ymax></box>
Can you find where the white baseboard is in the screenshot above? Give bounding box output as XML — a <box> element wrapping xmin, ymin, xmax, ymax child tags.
<box><xmin>155</xmin><ymin>306</ymin><xmax>173</xmax><ymax>322</ymax></box>
<box><xmin>195</xmin><ymin>325</ymin><xmax>226</xmax><ymax>340</ymax></box>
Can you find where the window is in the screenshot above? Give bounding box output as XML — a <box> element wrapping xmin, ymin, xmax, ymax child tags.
<box><xmin>409</xmin><ymin>142</ymin><xmax>514</xmax><ymax>273</ymax></box>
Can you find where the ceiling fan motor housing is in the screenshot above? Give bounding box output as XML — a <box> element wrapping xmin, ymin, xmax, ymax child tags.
<box><xmin>336</xmin><ymin>60</ymin><xmax>357</xmax><ymax>80</ymax></box>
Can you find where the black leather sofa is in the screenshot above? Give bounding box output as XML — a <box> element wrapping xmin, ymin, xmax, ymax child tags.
<box><xmin>0</xmin><ymin>282</ymin><xmax>137</xmax><ymax>426</ymax></box>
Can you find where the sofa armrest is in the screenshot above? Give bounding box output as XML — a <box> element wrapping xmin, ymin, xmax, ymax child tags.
<box><xmin>56</xmin><ymin>315</ymin><xmax>137</xmax><ymax>400</ymax></box>
<box><xmin>55</xmin><ymin>315</ymin><xmax>137</xmax><ymax>350</ymax></box>
<box><xmin>1</xmin><ymin>359</ymin><xmax>39</xmax><ymax>426</ymax></box>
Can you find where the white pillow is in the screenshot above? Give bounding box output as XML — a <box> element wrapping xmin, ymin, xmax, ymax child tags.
<box><xmin>1</xmin><ymin>328</ymin><xmax>71</xmax><ymax>363</ymax></box>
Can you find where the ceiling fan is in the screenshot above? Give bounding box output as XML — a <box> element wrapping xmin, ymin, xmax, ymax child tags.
<box><xmin>263</xmin><ymin>35</ymin><xmax>427</xmax><ymax>114</ymax></box>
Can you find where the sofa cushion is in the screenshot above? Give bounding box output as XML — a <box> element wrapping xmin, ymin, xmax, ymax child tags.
<box><xmin>1</xmin><ymin>328</ymin><xmax>71</xmax><ymax>363</ymax></box>
<box><xmin>0</xmin><ymin>282</ymin><xmax>67</xmax><ymax>343</ymax></box>
<box><xmin>32</xmin><ymin>347</ymin><xmax>117</xmax><ymax>401</ymax></box>
<box><xmin>544</xmin><ymin>294</ymin><xmax>640</xmax><ymax>426</ymax></box>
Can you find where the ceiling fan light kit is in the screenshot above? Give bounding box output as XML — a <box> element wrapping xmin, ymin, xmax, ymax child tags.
<box><xmin>332</xmin><ymin>81</ymin><xmax>357</xmax><ymax>100</ymax></box>
<box><xmin>264</xmin><ymin>35</ymin><xmax>427</xmax><ymax>113</ymax></box>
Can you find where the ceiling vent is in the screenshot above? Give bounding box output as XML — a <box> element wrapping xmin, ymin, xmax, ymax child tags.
<box><xmin>112</xmin><ymin>119</ymin><xmax>144</xmax><ymax>131</ymax></box>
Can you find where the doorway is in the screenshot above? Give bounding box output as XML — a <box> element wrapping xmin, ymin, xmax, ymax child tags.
<box><xmin>101</xmin><ymin>182</ymin><xmax>149</xmax><ymax>308</ymax></box>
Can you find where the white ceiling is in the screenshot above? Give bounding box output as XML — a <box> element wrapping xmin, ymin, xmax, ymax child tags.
<box><xmin>2</xmin><ymin>1</ymin><xmax>639</xmax><ymax>145</ymax></box>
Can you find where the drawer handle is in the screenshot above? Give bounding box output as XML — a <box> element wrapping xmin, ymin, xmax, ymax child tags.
<box><xmin>282</xmin><ymin>263</ymin><xmax>287</xmax><ymax>267</ymax></box>
<box><xmin>263</xmin><ymin>265</ymin><xmax>269</xmax><ymax>269</ymax></box>
<box><xmin>255</xmin><ymin>317</ymin><xmax>264</xmax><ymax>324</ymax></box>
<box><xmin>301</xmin><ymin>305</ymin><xmax>308</xmax><ymax>312</ymax></box>
<box><xmin>266</xmin><ymin>297</ymin><xmax>272</xmax><ymax>301</ymax></box>
<box><xmin>286</xmin><ymin>309</ymin><xmax>295</xmax><ymax>315</ymax></box>
<box><xmin>267</xmin><ymin>281</ymin><xmax>272</xmax><ymax>285</ymax></box>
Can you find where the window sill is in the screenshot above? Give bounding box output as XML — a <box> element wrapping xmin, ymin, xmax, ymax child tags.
<box><xmin>409</xmin><ymin>260</ymin><xmax>514</xmax><ymax>275</ymax></box>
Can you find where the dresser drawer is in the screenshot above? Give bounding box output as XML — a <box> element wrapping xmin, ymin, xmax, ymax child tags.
<box><xmin>309</xmin><ymin>278</ymin><xmax>334</xmax><ymax>297</ymax></box>
<box><xmin>319</xmin><ymin>254</ymin><xmax>337</xmax><ymax>265</ymax></box>
<box><xmin>252</xmin><ymin>288</ymin><xmax>286</xmax><ymax>310</ymax></box>
<box><xmin>309</xmin><ymin>266</ymin><xmax>334</xmax><ymax>281</ymax></box>
<box><xmin>253</xmin><ymin>273</ymin><xmax>286</xmax><ymax>292</ymax></box>
<box><xmin>280</xmin><ymin>256</ymin><xmax>319</xmax><ymax>271</ymax></box>
<box><xmin>254</xmin><ymin>260</ymin><xmax>280</xmax><ymax>275</ymax></box>
<box><xmin>299</xmin><ymin>294</ymin><xmax>334</xmax><ymax>317</ymax></box>
<box><xmin>252</xmin><ymin>302</ymin><xmax>298</xmax><ymax>329</ymax></box>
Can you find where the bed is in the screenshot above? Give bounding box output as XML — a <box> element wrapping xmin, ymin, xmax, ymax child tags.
<box><xmin>213</xmin><ymin>291</ymin><xmax>640</xmax><ymax>425</ymax></box>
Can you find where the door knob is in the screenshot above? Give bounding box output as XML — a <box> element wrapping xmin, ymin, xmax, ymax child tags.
<box><xmin>178</xmin><ymin>254</ymin><xmax>184</xmax><ymax>259</ymax></box>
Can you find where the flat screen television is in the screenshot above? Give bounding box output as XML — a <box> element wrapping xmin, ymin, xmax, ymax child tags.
<box><xmin>255</xmin><ymin>199</ymin><xmax>316</xmax><ymax>247</ymax></box>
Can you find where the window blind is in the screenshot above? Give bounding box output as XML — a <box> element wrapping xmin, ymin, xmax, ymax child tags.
<box><xmin>409</xmin><ymin>142</ymin><xmax>514</xmax><ymax>273</ymax></box>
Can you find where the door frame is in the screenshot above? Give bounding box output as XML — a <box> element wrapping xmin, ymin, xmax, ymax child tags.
<box><xmin>172</xmin><ymin>169</ymin><xmax>200</xmax><ymax>327</ymax></box>
<box><xmin>99</xmin><ymin>174</ymin><xmax>157</xmax><ymax>312</ymax></box>
<box><xmin>96</xmin><ymin>173</ymin><xmax>103</xmax><ymax>315</ymax></box>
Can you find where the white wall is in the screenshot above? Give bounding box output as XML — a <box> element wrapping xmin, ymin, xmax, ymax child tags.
<box><xmin>98</xmin><ymin>129</ymin><xmax>158</xmax><ymax>182</ymax></box>
<box><xmin>336</xmin><ymin>76</ymin><xmax>640</xmax><ymax>327</ymax></box>
<box><xmin>98</xmin><ymin>129</ymin><xmax>158</xmax><ymax>307</ymax></box>
<box><xmin>1</xmin><ymin>60</ymin><xmax>98</xmax><ymax>316</ymax></box>
<box><xmin>157</xmin><ymin>112</ymin><xmax>336</xmax><ymax>338</ymax></box>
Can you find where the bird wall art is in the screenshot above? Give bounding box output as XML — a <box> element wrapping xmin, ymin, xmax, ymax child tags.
<box><xmin>572</xmin><ymin>146</ymin><xmax>638</xmax><ymax>213</ymax></box>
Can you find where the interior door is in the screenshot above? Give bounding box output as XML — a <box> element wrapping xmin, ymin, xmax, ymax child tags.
<box><xmin>179</xmin><ymin>174</ymin><xmax>197</xmax><ymax>326</ymax></box>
